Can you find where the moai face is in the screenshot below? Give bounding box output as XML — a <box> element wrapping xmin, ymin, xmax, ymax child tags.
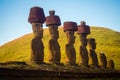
<box><xmin>32</xmin><ymin>23</ymin><xmax>43</xmax><ymax>38</ymax></box>
<box><xmin>66</xmin><ymin>31</ymin><xmax>75</xmax><ymax>44</ymax></box>
<box><xmin>79</xmin><ymin>34</ymin><xmax>87</xmax><ymax>46</ymax></box>
<box><xmin>49</xmin><ymin>26</ymin><xmax>59</xmax><ymax>39</ymax></box>
<box><xmin>88</xmin><ymin>38</ymin><xmax>96</xmax><ymax>49</ymax></box>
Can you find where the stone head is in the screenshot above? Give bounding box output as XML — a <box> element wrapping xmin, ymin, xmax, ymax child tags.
<box><xmin>49</xmin><ymin>25</ymin><xmax>59</xmax><ymax>39</ymax></box>
<box><xmin>87</xmin><ymin>38</ymin><xmax>96</xmax><ymax>49</ymax></box>
<box><xmin>65</xmin><ymin>31</ymin><xmax>75</xmax><ymax>44</ymax></box>
<box><xmin>32</xmin><ymin>23</ymin><xmax>43</xmax><ymax>38</ymax></box>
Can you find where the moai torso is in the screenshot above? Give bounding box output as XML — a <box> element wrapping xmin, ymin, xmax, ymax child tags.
<box><xmin>28</xmin><ymin>6</ymin><xmax>45</xmax><ymax>64</ymax></box>
<box><xmin>87</xmin><ymin>38</ymin><xmax>98</xmax><ymax>67</ymax></box>
<box><xmin>31</xmin><ymin>36</ymin><xmax>44</xmax><ymax>63</ymax></box>
<box><xmin>77</xmin><ymin>21</ymin><xmax>90</xmax><ymax>66</ymax></box>
<box><xmin>46</xmin><ymin>10</ymin><xmax>61</xmax><ymax>64</ymax></box>
<box><xmin>64</xmin><ymin>22</ymin><xmax>77</xmax><ymax>65</ymax></box>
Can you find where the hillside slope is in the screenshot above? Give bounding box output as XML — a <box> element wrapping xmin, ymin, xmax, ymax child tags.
<box><xmin>0</xmin><ymin>27</ymin><xmax>120</xmax><ymax>69</ymax></box>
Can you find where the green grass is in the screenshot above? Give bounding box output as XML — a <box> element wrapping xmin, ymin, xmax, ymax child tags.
<box><xmin>0</xmin><ymin>26</ymin><xmax>120</xmax><ymax>70</ymax></box>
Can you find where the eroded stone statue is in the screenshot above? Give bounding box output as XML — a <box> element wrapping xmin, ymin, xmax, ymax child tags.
<box><xmin>87</xmin><ymin>38</ymin><xmax>98</xmax><ymax>67</ymax></box>
<box><xmin>63</xmin><ymin>22</ymin><xmax>77</xmax><ymax>65</ymax></box>
<box><xmin>46</xmin><ymin>10</ymin><xmax>61</xmax><ymax>64</ymax></box>
<box><xmin>28</xmin><ymin>6</ymin><xmax>45</xmax><ymax>64</ymax></box>
<box><xmin>99</xmin><ymin>52</ymin><xmax>107</xmax><ymax>68</ymax></box>
<box><xmin>77</xmin><ymin>21</ymin><xmax>90</xmax><ymax>66</ymax></box>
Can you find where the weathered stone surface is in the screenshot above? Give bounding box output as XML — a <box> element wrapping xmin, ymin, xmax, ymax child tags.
<box><xmin>99</xmin><ymin>52</ymin><xmax>107</xmax><ymax>68</ymax></box>
<box><xmin>87</xmin><ymin>38</ymin><xmax>96</xmax><ymax>49</ymax></box>
<box><xmin>87</xmin><ymin>38</ymin><xmax>98</xmax><ymax>67</ymax></box>
<box><xmin>63</xmin><ymin>21</ymin><xmax>77</xmax><ymax>32</ymax></box>
<box><xmin>79</xmin><ymin>34</ymin><xmax>87</xmax><ymax>46</ymax></box>
<box><xmin>46</xmin><ymin>10</ymin><xmax>61</xmax><ymax>26</ymax></box>
<box><xmin>79</xmin><ymin>46</ymin><xmax>89</xmax><ymax>66</ymax></box>
<box><xmin>48</xmin><ymin>25</ymin><xmax>59</xmax><ymax>39</ymax></box>
<box><xmin>108</xmin><ymin>60</ymin><xmax>115</xmax><ymax>69</ymax></box>
<box><xmin>28</xmin><ymin>6</ymin><xmax>46</xmax><ymax>24</ymax></box>
<box><xmin>30</xmin><ymin>23</ymin><xmax>44</xmax><ymax>64</ymax></box>
<box><xmin>65</xmin><ymin>43</ymin><xmax>76</xmax><ymax>65</ymax></box>
<box><xmin>65</xmin><ymin>31</ymin><xmax>76</xmax><ymax>65</ymax></box>
<box><xmin>31</xmin><ymin>37</ymin><xmax>44</xmax><ymax>64</ymax></box>
<box><xmin>88</xmin><ymin>50</ymin><xmax>98</xmax><ymax>67</ymax></box>
<box><xmin>65</xmin><ymin>31</ymin><xmax>75</xmax><ymax>44</ymax></box>
<box><xmin>78</xmin><ymin>34</ymin><xmax>89</xmax><ymax>66</ymax></box>
<box><xmin>78</xmin><ymin>21</ymin><xmax>90</xmax><ymax>66</ymax></box>
<box><xmin>48</xmin><ymin>25</ymin><xmax>61</xmax><ymax>64</ymax></box>
<box><xmin>77</xmin><ymin>21</ymin><xmax>90</xmax><ymax>34</ymax></box>
<box><xmin>32</xmin><ymin>23</ymin><xmax>43</xmax><ymax>38</ymax></box>
<box><xmin>48</xmin><ymin>39</ymin><xmax>61</xmax><ymax>64</ymax></box>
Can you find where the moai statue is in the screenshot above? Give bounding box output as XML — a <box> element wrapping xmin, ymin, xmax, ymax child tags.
<box><xmin>28</xmin><ymin>6</ymin><xmax>46</xmax><ymax>64</ymax></box>
<box><xmin>107</xmin><ymin>60</ymin><xmax>115</xmax><ymax>69</ymax></box>
<box><xmin>63</xmin><ymin>22</ymin><xmax>77</xmax><ymax>65</ymax></box>
<box><xmin>99</xmin><ymin>52</ymin><xmax>107</xmax><ymax>68</ymax></box>
<box><xmin>46</xmin><ymin>10</ymin><xmax>61</xmax><ymax>64</ymax></box>
<box><xmin>87</xmin><ymin>38</ymin><xmax>98</xmax><ymax>67</ymax></box>
<box><xmin>77</xmin><ymin>21</ymin><xmax>90</xmax><ymax>66</ymax></box>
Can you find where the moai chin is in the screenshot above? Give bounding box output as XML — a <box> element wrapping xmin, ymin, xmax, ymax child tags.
<box><xmin>28</xmin><ymin>6</ymin><xmax>46</xmax><ymax>64</ymax></box>
<box><xmin>46</xmin><ymin>10</ymin><xmax>61</xmax><ymax>64</ymax></box>
<box><xmin>63</xmin><ymin>21</ymin><xmax>77</xmax><ymax>65</ymax></box>
<box><xmin>87</xmin><ymin>38</ymin><xmax>98</xmax><ymax>67</ymax></box>
<box><xmin>77</xmin><ymin>21</ymin><xmax>90</xmax><ymax>66</ymax></box>
<box><xmin>99</xmin><ymin>52</ymin><xmax>107</xmax><ymax>68</ymax></box>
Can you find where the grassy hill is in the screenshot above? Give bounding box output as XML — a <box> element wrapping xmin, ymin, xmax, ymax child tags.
<box><xmin>0</xmin><ymin>26</ymin><xmax>120</xmax><ymax>69</ymax></box>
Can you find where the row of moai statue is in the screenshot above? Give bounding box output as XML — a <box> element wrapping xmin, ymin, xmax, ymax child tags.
<box><xmin>28</xmin><ymin>6</ymin><xmax>114</xmax><ymax>69</ymax></box>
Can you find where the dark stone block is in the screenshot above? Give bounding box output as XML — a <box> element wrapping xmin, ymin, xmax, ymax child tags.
<box><xmin>31</xmin><ymin>37</ymin><xmax>44</xmax><ymax>64</ymax></box>
<box><xmin>28</xmin><ymin>6</ymin><xmax>46</xmax><ymax>24</ymax></box>
<box><xmin>46</xmin><ymin>10</ymin><xmax>61</xmax><ymax>26</ymax></box>
<box><xmin>48</xmin><ymin>39</ymin><xmax>61</xmax><ymax>64</ymax></box>
<box><xmin>99</xmin><ymin>52</ymin><xmax>107</xmax><ymax>68</ymax></box>
<box><xmin>46</xmin><ymin>16</ymin><xmax>61</xmax><ymax>26</ymax></box>
<box><xmin>63</xmin><ymin>21</ymin><xmax>77</xmax><ymax>32</ymax></box>
<box><xmin>77</xmin><ymin>21</ymin><xmax>90</xmax><ymax>34</ymax></box>
<box><xmin>65</xmin><ymin>44</ymin><xmax>76</xmax><ymax>65</ymax></box>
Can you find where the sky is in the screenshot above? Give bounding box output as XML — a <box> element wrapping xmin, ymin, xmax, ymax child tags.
<box><xmin>0</xmin><ymin>0</ymin><xmax>120</xmax><ymax>46</ymax></box>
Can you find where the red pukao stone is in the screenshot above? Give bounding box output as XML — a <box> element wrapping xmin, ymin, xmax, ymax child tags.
<box><xmin>28</xmin><ymin>6</ymin><xmax>46</xmax><ymax>24</ymax></box>
<box><xmin>77</xmin><ymin>21</ymin><xmax>90</xmax><ymax>34</ymax></box>
<box><xmin>46</xmin><ymin>10</ymin><xmax>61</xmax><ymax>26</ymax></box>
<box><xmin>63</xmin><ymin>21</ymin><xmax>77</xmax><ymax>32</ymax></box>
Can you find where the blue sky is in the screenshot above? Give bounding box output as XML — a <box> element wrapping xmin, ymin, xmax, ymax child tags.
<box><xmin>0</xmin><ymin>0</ymin><xmax>120</xmax><ymax>46</ymax></box>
